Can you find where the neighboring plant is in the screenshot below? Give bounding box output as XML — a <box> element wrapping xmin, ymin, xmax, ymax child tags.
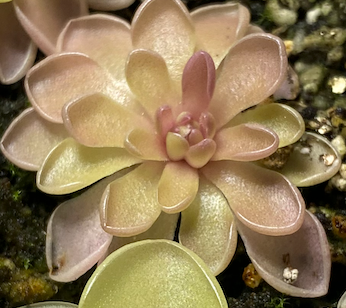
<box><xmin>0</xmin><ymin>0</ymin><xmax>134</xmax><ymax>84</ymax></box>
<box><xmin>0</xmin><ymin>0</ymin><xmax>88</xmax><ymax>84</ymax></box>
<box><xmin>0</xmin><ymin>0</ymin><xmax>340</xmax><ymax>298</ymax></box>
<box><xmin>338</xmin><ymin>291</ymin><xmax>346</xmax><ymax>308</ymax></box>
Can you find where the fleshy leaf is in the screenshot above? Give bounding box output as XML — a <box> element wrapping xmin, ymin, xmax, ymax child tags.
<box><xmin>202</xmin><ymin>161</ymin><xmax>305</xmax><ymax>236</ymax></box>
<box><xmin>156</xmin><ymin>106</ymin><xmax>175</xmax><ymax>137</ymax></box>
<box><xmin>166</xmin><ymin>132</ymin><xmax>189</xmax><ymax>161</ymax></box>
<box><xmin>158</xmin><ymin>161</ymin><xmax>199</xmax><ymax>213</ymax></box>
<box><xmin>100</xmin><ymin>161</ymin><xmax>163</xmax><ymax>237</ymax></box>
<box><xmin>338</xmin><ymin>291</ymin><xmax>346</xmax><ymax>308</ymax></box>
<box><xmin>237</xmin><ymin>210</ymin><xmax>331</xmax><ymax>297</ymax></box>
<box><xmin>1</xmin><ymin>108</ymin><xmax>68</xmax><ymax>171</ymax></box>
<box><xmin>46</xmin><ymin>171</ymin><xmax>134</xmax><ymax>282</ymax></box>
<box><xmin>0</xmin><ymin>2</ymin><xmax>37</xmax><ymax>84</ymax></box>
<box><xmin>88</xmin><ymin>0</ymin><xmax>135</xmax><ymax>11</ymax></box>
<box><xmin>273</xmin><ymin>66</ymin><xmax>300</xmax><ymax>100</ymax></box>
<box><xmin>79</xmin><ymin>240</ymin><xmax>228</xmax><ymax>308</ymax></box>
<box><xmin>13</xmin><ymin>0</ymin><xmax>88</xmax><ymax>55</ymax></box>
<box><xmin>228</xmin><ymin>103</ymin><xmax>305</xmax><ymax>148</ymax></box>
<box><xmin>271</xmin><ymin>132</ymin><xmax>341</xmax><ymax>186</ymax></box>
<box><xmin>37</xmin><ymin>138</ymin><xmax>141</xmax><ymax>194</ymax></box>
<box><xmin>212</xmin><ymin>123</ymin><xmax>279</xmax><ymax>161</ymax></box>
<box><xmin>132</xmin><ymin>0</ymin><xmax>195</xmax><ymax>83</ymax></box>
<box><xmin>18</xmin><ymin>302</ymin><xmax>77</xmax><ymax>308</ymax></box>
<box><xmin>26</xmin><ymin>52</ymin><xmax>128</xmax><ymax>124</ymax></box>
<box><xmin>58</xmin><ymin>14</ymin><xmax>132</xmax><ymax>83</ymax></box>
<box><xmin>185</xmin><ymin>138</ymin><xmax>216</xmax><ymax>169</ymax></box>
<box><xmin>191</xmin><ymin>2</ymin><xmax>250</xmax><ymax>67</ymax></box>
<box><xmin>62</xmin><ymin>93</ymin><xmax>151</xmax><ymax>148</ymax></box>
<box><xmin>200</xmin><ymin>112</ymin><xmax>216</xmax><ymax>139</ymax></box>
<box><xmin>245</xmin><ymin>24</ymin><xmax>264</xmax><ymax>35</ymax></box>
<box><xmin>125</xmin><ymin>128</ymin><xmax>168</xmax><ymax>161</ymax></box>
<box><xmin>209</xmin><ymin>33</ymin><xmax>287</xmax><ymax>129</ymax></box>
<box><xmin>181</xmin><ymin>51</ymin><xmax>216</xmax><ymax>118</ymax></box>
<box><xmin>180</xmin><ymin>177</ymin><xmax>237</xmax><ymax>275</ymax></box>
<box><xmin>126</xmin><ymin>49</ymin><xmax>177</xmax><ymax>119</ymax></box>
<box><xmin>99</xmin><ymin>211</ymin><xmax>179</xmax><ymax>264</ymax></box>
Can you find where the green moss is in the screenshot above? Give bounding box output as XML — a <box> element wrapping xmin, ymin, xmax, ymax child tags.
<box><xmin>266</xmin><ymin>295</ymin><xmax>290</xmax><ymax>308</ymax></box>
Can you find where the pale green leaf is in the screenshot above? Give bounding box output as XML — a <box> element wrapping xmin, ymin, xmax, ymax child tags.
<box><xmin>79</xmin><ymin>240</ymin><xmax>228</xmax><ymax>308</ymax></box>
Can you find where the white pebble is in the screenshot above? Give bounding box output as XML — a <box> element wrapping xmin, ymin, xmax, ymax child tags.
<box><xmin>283</xmin><ymin>267</ymin><xmax>299</xmax><ymax>284</ymax></box>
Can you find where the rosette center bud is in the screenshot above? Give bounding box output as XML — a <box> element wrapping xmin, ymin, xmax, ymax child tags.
<box><xmin>156</xmin><ymin>105</ymin><xmax>217</xmax><ymax>169</ymax></box>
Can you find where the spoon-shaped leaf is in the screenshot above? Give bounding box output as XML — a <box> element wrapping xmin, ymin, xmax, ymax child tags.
<box><xmin>18</xmin><ymin>302</ymin><xmax>77</xmax><ymax>308</ymax></box>
<box><xmin>338</xmin><ymin>290</ymin><xmax>346</xmax><ymax>308</ymax></box>
<box><xmin>227</xmin><ymin>103</ymin><xmax>305</xmax><ymax>148</ymax></box>
<box><xmin>273</xmin><ymin>132</ymin><xmax>341</xmax><ymax>186</ymax></box>
<box><xmin>237</xmin><ymin>210</ymin><xmax>331</xmax><ymax>297</ymax></box>
<box><xmin>79</xmin><ymin>240</ymin><xmax>228</xmax><ymax>308</ymax></box>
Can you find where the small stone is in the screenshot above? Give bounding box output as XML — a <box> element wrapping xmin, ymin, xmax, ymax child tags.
<box><xmin>327</xmin><ymin>46</ymin><xmax>344</xmax><ymax>64</ymax></box>
<box><xmin>339</xmin><ymin>163</ymin><xmax>346</xmax><ymax>179</ymax></box>
<box><xmin>283</xmin><ymin>267</ymin><xmax>299</xmax><ymax>284</ymax></box>
<box><xmin>266</xmin><ymin>0</ymin><xmax>298</xmax><ymax>26</ymax></box>
<box><xmin>317</xmin><ymin>124</ymin><xmax>332</xmax><ymax>134</ymax></box>
<box><xmin>330</xmin><ymin>174</ymin><xmax>346</xmax><ymax>191</ymax></box>
<box><xmin>284</xmin><ymin>40</ymin><xmax>294</xmax><ymax>55</ymax></box>
<box><xmin>311</xmin><ymin>95</ymin><xmax>331</xmax><ymax>110</ymax></box>
<box><xmin>300</xmin><ymin>146</ymin><xmax>311</xmax><ymax>155</ymax></box>
<box><xmin>292</xmin><ymin>30</ymin><xmax>306</xmax><ymax>54</ymax></box>
<box><xmin>319</xmin><ymin>153</ymin><xmax>336</xmax><ymax>166</ymax></box>
<box><xmin>259</xmin><ymin>146</ymin><xmax>292</xmax><ymax>169</ymax></box>
<box><xmin>328</xmin><ymin>107</ymin><xmax>346</xmax><ymax>128</ymax></box>
<box><xmin>332</xmin><ymin>215</ymin><xmax>346</xmax><ymax>239</ymax></box>
<box><xmin>331</xmin><ymin>136</ymin><xmax>346</xmax><ymax>157</ymax></box>
<box><xmin>242</xmin><ymin>263</ymin><xmax>262</xmax><ymax>288</ymax></box>
<box><xmin>294</xmin><ymin>60</ymin><xmax>308</xmax><ymax>74</ymax></box>
<box><xmin>315</xmin><ymin>113</ymin><xmax>330</xmax><ymax>124</ymax></box>
<box><xmin>320</xmin><ymin>1</ymin><xmax>333</xmax><ymax>15</ymax></box>
<box><xmin>306</xmin><ymin>1</ymin><xmax>333</xmax><ymax>25</ymax></box>
<box><xmin>307</xmin><ymin>120</ymin><xmax>321</xmax><ymax>130</ymax></box>
<box><xmin>299</xmin><ymin>65</ymin><xmax>326</xmax><ymax>94</ymax></box>
<box><xmin>306</xmin><ymin>7</ymin><xmax>321</xmax><ymax>25</ymax></box>
<box><xmin>328</xmin><ymin>76</ymin><xmax>346</xmax><ymax>94</ymax></box>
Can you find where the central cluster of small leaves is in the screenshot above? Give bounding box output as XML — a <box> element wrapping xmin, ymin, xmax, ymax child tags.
<box><xmin>156</xmin><ymin>105</ymin><xmax>217</xmax><ymax>168</ymax></box>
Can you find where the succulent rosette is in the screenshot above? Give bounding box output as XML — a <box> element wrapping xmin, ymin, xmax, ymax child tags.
<box><xmin>1</xmin><ymin>0</ymin><xmax>337</xmax><ymax>297</ymax></box>
<box><xmin>0</xmin><ymin>0</ymin><xmax>134</xmax><ymax>85</ymax></box>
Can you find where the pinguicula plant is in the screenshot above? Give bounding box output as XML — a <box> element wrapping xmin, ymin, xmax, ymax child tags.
<box><xmin>0</xmin><ymin>0</ymin><xmax>341</xmax><ymax>299</ymax></box>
